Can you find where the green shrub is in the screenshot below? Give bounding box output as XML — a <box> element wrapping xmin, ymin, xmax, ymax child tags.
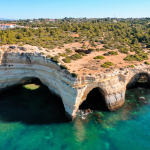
<box><xmin>104</xmin><ymin>61</ymin><xmax>114</xmax><ymax>66</ymax></box>
<box><xmin>130</xmin><ymin>49</ymin><xmax>134</xmax><ymax>52</ymax></box>
<box><xmin>92</xmin><ymin>43</ymin><xmax>97</xmax><ymax>47</ymax></box>
<box><xmin>124</xmin><ymin>55</ymin><xmax>135</xmax><ymax>61</ymax></box>
<box><xmin>46</xmin><ymin>55</ymin><xmax>52</xmax><ymax>58</ymax></box>
<box><xmin>79</xmin><ymin>52</ymin><xmax>86</xmax><ymax>56</ymax></box>
<box><xmin>38</xmin><ymin>47</ymin><xmax>42</xmax><ymax>50</ymax></box>
<box><xmin>101</xmin><ymin>64</ymin><xmax>109</xmax><ymax>68</ymax></box>
<box><xmin>145</xmin><ymin>61</ymin><xmax>150</xmax><ymax>65</ymax></box>
<box><xmin>100</xmin><ymin>40</ymin><xmax>108</xmax><ymax>44</ymax></box>
<box><xmin>60</xmin><ymin>65</ymin><xmax>68</xmax><ymax>70</ymax></box>
<box><xmin>51</xmin><ymin>55</ymin><xmax>60</xmax><ymax>64</ymax></box>
<box><xmin>118</xmin><ymin>48</ymin><xmax>129</xmax><ymax>54</ymax></box>
<box><xmin>41</xmin><ymin>52</ymin><xmax>46</xmax><ymax>55</ymax></box>
<box><xmin>124</xmin><ymin>53</ymin><xmax>149</xmax><ymax>62</ymax></box>
<box><xmin>45</xmin><ymin>49</ymin><xmax>50</xmax><ymax>52</ymax></box>
<box><xmin>96</xmin><ymin>48</ymin><xmax>100</xmax><ymax>51</ymax></box>
<box><xmin>59</xmin><ymin>53</ymin><xmax>68</xmax><ymax>57</ymax></box>
<box><xmin>71</xmin><ymin>73</ymin><xmax>78</xmax><ymax>78</ymax></box>
<box><xmin>65</xmin><ymin>49</ymin><xmax>72</xmax><ymax>53</ymax></box>
<box><xmin>70</xmin><ymin>53</ymin><xmax>83</xmax><ymax>60</ymax></box>
<box><xmin>104</xmin><ymin>51</ymin><xmax>118</xmax><ymax>56</ymax></box>
<box><xmin>82</xmin><ymin>46</ymin><xmax>86</xmax><ymax>49</ymax></box>
<box><xmin>94</xmin><ymin>55</ymin><xmax>105</xmax><ymax>59</ymax></box>
<box><xmin>146</xmin><ymin>45</ymin><xmax>150</xmax><ymax>48</ymax></box>
<box><xmin>62</xmin><ymin>57</ymin><xmax>71</xmax><ymax>63</ymax></box>
<box><xmin>130</xmin><ymin>65</ymin><xmax>134</xmax><ymax>68</ymax></box>
<box><xmin>88</xmin><ymin>48</ymin><xmax>94</xmax><ymax>52</ymax></box>
<box><xmin>100</xmin><ymin>48</ymin><xmax>107</xmax><ymax>51</ymax></box>
<box><xmin>138</xmin><ymin>53</ymin><xmax>149</xmax><ymax>60</ymax></box>
<box><xmin>103</xmin><ymin>44</ymin><xmax>110</xmax><ymax>49</ymax></box>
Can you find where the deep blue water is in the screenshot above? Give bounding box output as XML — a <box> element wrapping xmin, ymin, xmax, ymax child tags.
<box><xmin>0</xmin><ymin>83</ymin><xmax>150</xmax><ymax>150</ymax></box>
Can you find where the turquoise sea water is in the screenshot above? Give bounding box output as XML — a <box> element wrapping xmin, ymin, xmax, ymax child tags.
<box><xmin>0</xmin><ymin>82</ymin><xmax>150</xmax><ymax>150</ymax></box>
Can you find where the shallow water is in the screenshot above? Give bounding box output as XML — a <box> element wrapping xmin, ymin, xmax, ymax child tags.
<box><xmin>0</xmin><ymin>82</ymin><xmax>150</xmax><ymax>150</ymax></box>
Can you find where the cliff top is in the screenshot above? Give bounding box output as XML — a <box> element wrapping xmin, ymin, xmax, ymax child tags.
<box><xmin>0</xmin><ymin>43</ymin><xmax>150</xmax><ymax>78</ymax></box>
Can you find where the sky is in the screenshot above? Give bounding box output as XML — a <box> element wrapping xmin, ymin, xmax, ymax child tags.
<box><xmin>1</xmin><ymin>0</ymin><xmax>150</xmax><ymax>19</ymax></box>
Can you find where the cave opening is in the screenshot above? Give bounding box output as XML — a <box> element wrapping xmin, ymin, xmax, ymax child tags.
<box><xmin>79</xmin><ymin>87</ymin><xmax>108</xmax><ymax>111</ymax></box>
<box><xmin>127</xmin><ymin>73</ymin><xmax>150</xmax><ymax>90</ymax></box>
<box><xmin>0</xmin><ymin>78</ymin><xmax>68</xmax><ymax>124</ymax></box>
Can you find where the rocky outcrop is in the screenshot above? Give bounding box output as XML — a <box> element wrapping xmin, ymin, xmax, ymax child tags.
<box><xmin>0</xmin><ymin>45</ymin><xmax>150</xmax><ymax>121</ymax></box>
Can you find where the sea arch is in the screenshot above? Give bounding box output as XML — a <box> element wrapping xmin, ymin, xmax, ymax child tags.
<box><xmin>79</xmin><ymin>85</ymin><xmax>108</xmax><ymax>111</ymax></box>
<box><xmin>126</xmin><ymin>72</ymin><xmax>150</xmax><ymax>89</ymax></box>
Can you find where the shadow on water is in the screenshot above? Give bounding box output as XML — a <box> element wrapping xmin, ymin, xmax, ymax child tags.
<box><xmin>0</xmin><ymin>78</ymin><xmax>68</xmax><ymax>124</ymax></box>
<box><xmin>79</xmin><ymin>87</ymin><xmax>109</xmax><ymax>111</ymax></box>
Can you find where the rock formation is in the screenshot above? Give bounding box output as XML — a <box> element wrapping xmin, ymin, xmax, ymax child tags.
<box><xmin>0</xmin><ymin>45</ymin><xmax>150</xmax><ymax>121</ymax></box>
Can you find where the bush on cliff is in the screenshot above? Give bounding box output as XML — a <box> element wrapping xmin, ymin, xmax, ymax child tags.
<box><xmin>124</xmin><ymin>54</ymin><xmax>149</xmax><ymax>62</ymax></box>
<box><xmin>71</xmin><ymin>73</ymin><xmax>78</xmax><ymax>78</ymax></box>
<box><xmin>100</xmin><ymin>48</ymin><xmax>107</xmax><ymax>51</ymax></box>
<box><xmin>79</xmin><ymin>52</ymin><xmax>86</xmax><ymax>56</ymax></box>
<box><xmin>130</xmin><ymin>65</ymin><xmax>135</xmax><ymax>68</ymax></box>
<box><xmin>103</xmin><ymin>51</ymin><xmax>118</xmax><ymax>56</ymax></box>
<box><xmin>62</xmin><ymin>57</ymin><xmax>71</xmax><ymax>63</ymax></box>
<box><xmin>104</xmin><ymin>61</ymin><xmax>114</xmax><ymax>66</ymax></box>
<box><xmin>118</xmin><ymin>48</ymin><xmax>129</xmax><ymax>54</ymax></box>
<box><xmin>58</xmin><ymin>53</ymin><xmax>68</xmax><ymax>57</ymax></box>
<box><xmin>88</xmin><ymin>48</ymin><xmax>94</xmax><ymax>52</ymax></box>
<box><xmin>65</xmin><ymin>49</ymin><xmax>72</xmax><ymax>53</ymax></box>
<box><xmin>46</xmin><ymin>55</ymin><xmax>52</xmax><ymax>58</ymax></box>
<box><xmin>101</xmin><ymin>64</ymin><xmax>109</xmax><ymax>68</ymax></box>
<box><xmin>40</xmin><ymin>52</ymin><xmax>46</xmax><ymax>55</ymax></box>
<box><xmin>60</xmin><ymin>65</ymin><xmax>68</xmax><ymax>70</ymax></box>
<box><xmin>145</xmin><ymin>61</ymin><xmax>150</xmax><ymax>65</ymax></box>
<box><xmin>70</xmin><ymin>53</ymin><xmax>83</xmax><ymax>60</ymax></box>
<box><xmin>51</xmin><ymin>55</ymin><xmax>60</xmax><ymax>64</ymax></box>
<box><xmin>94</xmin><ymin>55</ymin><xmax>105</xmax><ymax>59</ymax></box>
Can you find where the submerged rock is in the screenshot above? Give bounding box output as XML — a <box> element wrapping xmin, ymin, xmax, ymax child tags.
<box><xmin>97</xmin><ymin>119</ymin><xmax>103</xmax><ymax>123</ymax></box>
<box><xmin>85</xmin><ymin>109</ymin><xmax>92</xmax><ymax>114</ymax></box>
<box><xmin>139</xmin><ymin>97</ymin><xmax>146</xmax><ymax>100</ymax></box>
<box><xmin>124</xmin><ymin>106</ymin><xmax>132</xmax><ymax>110</ymax></box>
<box><xmin>128</xmin><ymin>102</ymin><xmax>137</xmax><ymax>107</ymax></box>
<box><xmin>94</xmin><ymin>114</ymin><xmax>101</xmax><ymax>118</ymax></box>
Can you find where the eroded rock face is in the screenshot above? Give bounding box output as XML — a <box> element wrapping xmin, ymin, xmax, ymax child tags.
<box><xmin>0</xmin><ymin>45</ymin><xmax>150</xmax><ymax>121</ymax></box>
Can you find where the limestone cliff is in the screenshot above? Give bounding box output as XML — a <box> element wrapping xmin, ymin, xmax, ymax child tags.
<box><xmin>0</xmin><ymin>45</ymin><xmax>150</xmax><ymax>120</ymax></box>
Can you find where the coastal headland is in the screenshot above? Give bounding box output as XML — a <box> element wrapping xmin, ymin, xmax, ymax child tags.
<box><xmin>0</xmin><ymin>45</ymin><xmax>150</xmax><ymax>121</ymax></box>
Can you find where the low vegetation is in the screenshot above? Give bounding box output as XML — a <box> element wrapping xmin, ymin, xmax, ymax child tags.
<box><xmin>71</xmin><ymin>73</ymin><xmax>78</xmax><ymax>78</ymax></box>
<box><xmin>100</xmin><ymin>48</ymin><xmax>107</xmax><ymax>51</ymax></box>
<box><xmin>51</xmin><ymin>55</ymin><xmax>60</xmax><ymax>64</ymax></box>
<box><xmin>40</xmin><ymin>52</ymin><xmax>46</xmax><ymax>55</ymax></box>
<box><xmin>101</xmin><ymin>64</ymin><xmax>109</xmax><ymax>68</ymax></box>
<box><xmin>130</xmin><ymin>65</ymin><xmax>135</xmax><ymax>68</ymax></box>
<box><xmin>88</xmin><ymin>48</ymin><xmax>94</xmax><ymax>52</ymax></box>
<box><xmin>60</xmin><ymin>65</ymin><xmax>68</xmax><ymax>70</ymax></box>
<box><xmin>58</xmin><ymin>53</ymin><xmax>68</xmax><ymax>57</ymax></box>
<box><xmin>62</xmin><ymin>57</ymin><xmax>71</xmax><ymax>63</ymax></box>
<box><xmin>118</xmin><ymin>48</ymin><xmax>129</xmax><ymax>54</ymax></box>
<box><xmin>104</xmin><ymin>51</ymin><xmax>118</xmax><ymax>56</ymax></box>
<box><xmin>145</xmin><ymin>61</ymin><xmax>150</xmax><ymax>65</ymax></box>
<box><xmin>124</xmin><ymin>53</ymin><xmax>149</xmax><ymax>61</ymax></box>
<box><xmin>104</xmin><ymin>61</ymin><xmax>114</xmax><ymax>66</ymax></box>
<box><xmin>65</xmin><ymin>49</ymin><xmax>72</xmax><ymax>53</ymax></box>
<box><xmin>46</xmin><ymin>55</ymin><xmax>52</xmax><ymax>58</ymax></box>
<box><xmin>94</xmin><ymin>55</ymin><xmax>105</xmax><ymax>59</ymax></box>
<box><xmin>2</xmin><ymin>18</ymin><xmax>150</xmax><ymax>73</ymax></box>
<box><xmin>69</xmin><ymin>53</ymin><xmax>83</xmax><ymax>60</ymax></box>
<box><xmin>79</xmin><ymin>52</ymin><xmax>86</xmax><ymax>56</ymax></box>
